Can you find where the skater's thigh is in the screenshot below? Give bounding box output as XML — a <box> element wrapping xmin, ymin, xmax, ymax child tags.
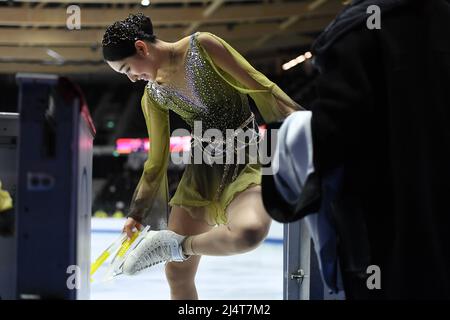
<box><xmin>168</xmin><ymin>205</ymin><xmax>212</xmax><ymax>236</ymax></box>
<box><xmin>226</xmin><ymin>185</ymin><xmax>272</xmax><ymax>233</ymax></box>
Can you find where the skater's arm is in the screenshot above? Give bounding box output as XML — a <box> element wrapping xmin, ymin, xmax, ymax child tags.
<box><xmin>197</xmin><ymin>32</ymin><xmax>267</xmax><ymax>91</ymax></box>
<box><xmin>196</xmin><ymin>32</ymin><xmax>302</xmax><ymax>122</ymax></box>
<box><xmin>126</xmin><ymin>91</ymin><xmax>170</xmax><ymax>229</ymax></box>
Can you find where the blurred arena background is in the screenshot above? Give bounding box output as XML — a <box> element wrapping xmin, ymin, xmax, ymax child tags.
<box><xmin>0</xmin><ymin>0</ymin><xmax>345</xmax><ymax>299</ymax></box>
<box><xmin>1</xmin><ymin>0</ymin><xmax>344</xmax><ymax>218</ymax></box>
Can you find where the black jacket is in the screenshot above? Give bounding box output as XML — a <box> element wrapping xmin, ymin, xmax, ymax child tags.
<box><xmin>263</xmin><ymin>0</ymin><xmax>450</xmax><ymax>299</ymax></box>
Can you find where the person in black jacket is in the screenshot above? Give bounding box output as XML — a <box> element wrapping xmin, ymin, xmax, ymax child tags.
<box><xmin>262</xmin><ymin>0</ymin><xmax>450</xmax><ymax>299</ymax></box>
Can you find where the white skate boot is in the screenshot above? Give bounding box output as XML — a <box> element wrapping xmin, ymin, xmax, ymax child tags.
<box><xmin>122</xmin><ymin>230</ymin><xmax>188</xmax><ymax>275</ymax></box>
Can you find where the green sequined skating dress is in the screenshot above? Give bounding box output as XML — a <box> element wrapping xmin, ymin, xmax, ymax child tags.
<box><xmin>127</xmin><ymin>31</ymin><xmax>302</xmax><ymax>228</ymax></box>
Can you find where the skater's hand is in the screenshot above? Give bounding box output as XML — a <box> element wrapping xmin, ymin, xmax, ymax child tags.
<box><xmin>123</xmin><ymin>217</ymin><xmax>143</xmax><ymax>240</ymax></box>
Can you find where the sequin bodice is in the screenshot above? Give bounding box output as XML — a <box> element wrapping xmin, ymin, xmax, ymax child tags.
<box><xmin>127</xmin><ymin>31</ymin><xmax>301</xmax><ymax>228</ymax></box>
<box><xmin>146</xmin><ymin>32</ymin><xmax>252</xmax><ymax>133</ymax></box>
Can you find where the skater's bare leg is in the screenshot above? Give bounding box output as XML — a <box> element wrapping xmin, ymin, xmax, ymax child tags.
<box><xmin>166</xmin><ymin>205</ymin><xmax>212</xmax><ymax>300</ymax></box>
<box><xmin>182</xmin><ymin>185</ymin><xmax>271</xmax><ymax>256</ymax></box>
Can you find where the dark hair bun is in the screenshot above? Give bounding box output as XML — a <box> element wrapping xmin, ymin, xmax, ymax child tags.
<box><xmin>102</xmin><ymin>13</ymin><xmax>156</xmax><ymax>61</ymax></box>
<box><xmin>129</xmin><ymin>13</ymin><xmax>154</xmax><ymax>37</ymax></box>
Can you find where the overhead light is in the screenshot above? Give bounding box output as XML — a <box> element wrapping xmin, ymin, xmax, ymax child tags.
<box><xmin>282</xmin><ymin>51</ymin><xmax>313</xmax><ymax>71</ymax></box>
<box><xmin>296</xmin><ymin>55</ymin><xmax>306</xmax><ymax>64</ymax></box>
<box><xmin>46</xmin><ymin>49</ymin><xmax>65</xmax><ymax>65</ymax></box>
<box><xmin>141</xmin><ymin>0</ymin><xmax>150</xmax><ymax>6</ymax></box>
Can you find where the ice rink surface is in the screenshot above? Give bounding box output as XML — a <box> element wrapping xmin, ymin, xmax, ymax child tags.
<box><xmin>90</xmin><ymin>218</ymin><xmax>283</xmax><ymax>300</ymax></box>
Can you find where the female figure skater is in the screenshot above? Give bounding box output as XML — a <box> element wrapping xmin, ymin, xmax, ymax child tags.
<box><xmin>102</xmin><ymin>13</ymin><xmax>301</xmax><ymax>299</ymax></box>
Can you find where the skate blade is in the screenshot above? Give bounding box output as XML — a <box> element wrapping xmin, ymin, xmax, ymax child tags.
<box><xmin>90</xmin><ymin>225</ymin><xmax>150</xmax><ymax>283</ymax></box>
<box><xmin>102</xmin><ymin>226</ymin><xmax>152</xmax><ymax>279</ymax></box>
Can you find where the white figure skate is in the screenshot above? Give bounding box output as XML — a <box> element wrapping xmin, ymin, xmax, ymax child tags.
<box><xmin>122</xmin><ymin>230</ymin><xmax>188</xmax><ymax>275</ymax></box>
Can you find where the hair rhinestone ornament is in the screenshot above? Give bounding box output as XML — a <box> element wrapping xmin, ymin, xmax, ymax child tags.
<box><xmin>102</xmin><ymin>13</ymin><xmax>155</xmax><ymax>47</ymax></box>
<box><xmin>102</xmin><ymin>13</ymin><xmax>155</xmax><ymax>61</ymax></box>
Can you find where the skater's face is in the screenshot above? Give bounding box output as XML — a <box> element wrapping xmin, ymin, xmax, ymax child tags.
<box><xmin>106</xmin><ymin>40</ymin><xmax>156</xmax><ymax>83</ymax></box>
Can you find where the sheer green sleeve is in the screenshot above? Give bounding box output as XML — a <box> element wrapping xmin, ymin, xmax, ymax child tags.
<box><xmin>127</xmin><ymin>89</ymin><xmax>170</xmax><ymax>230</ymax></box>
<box><xmin>197</xmin><ymin>31</ymin><xmax>303</xmax><ymax>123</ymax></box>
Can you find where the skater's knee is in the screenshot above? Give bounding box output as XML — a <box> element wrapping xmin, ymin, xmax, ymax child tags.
<box><xmin>233</xmin><ymin>223</ymin><xmax>269</xmax><ymax>251</ymax></box>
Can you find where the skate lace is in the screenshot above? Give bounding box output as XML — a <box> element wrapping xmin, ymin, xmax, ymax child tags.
<box><xmin>135</xmin><ymin>241</ymin><xmax>172</xmax><ymax>272</ymax></box>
